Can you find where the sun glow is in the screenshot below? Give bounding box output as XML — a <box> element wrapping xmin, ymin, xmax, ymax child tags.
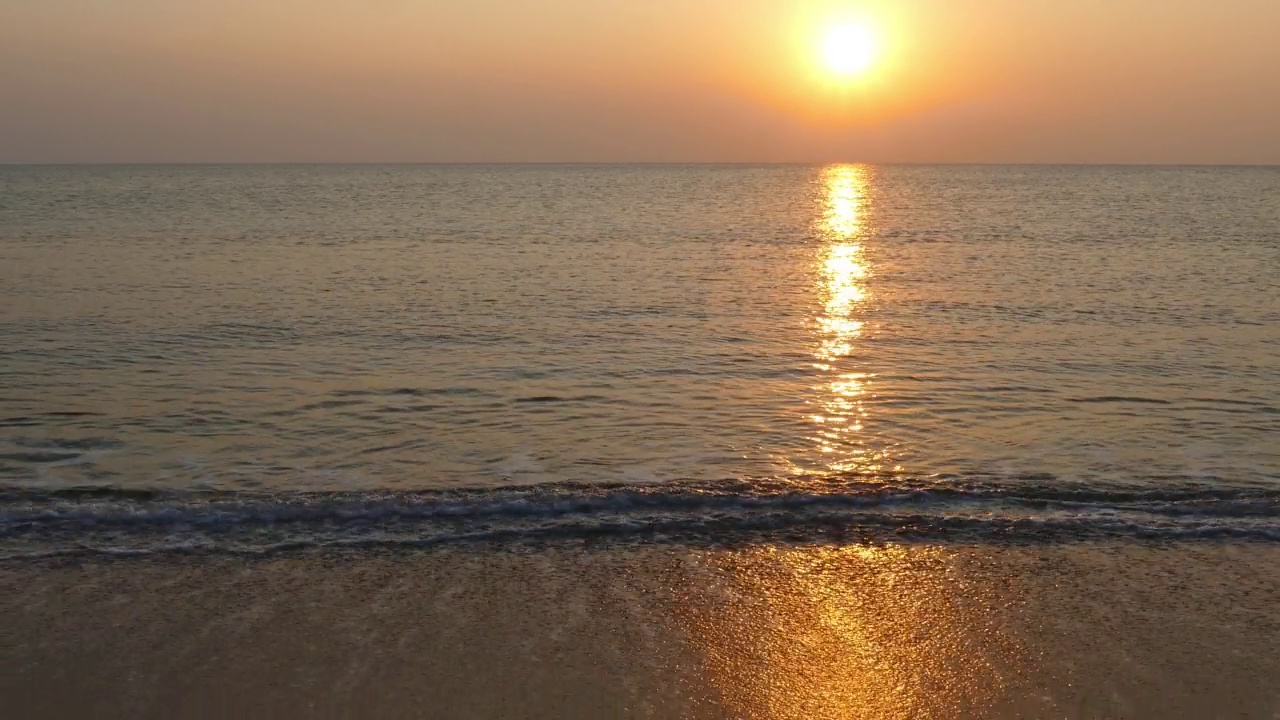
<box><xmin>821</xmin><ymin>23</ymin><xmax>876</xmax><ymax>77</ymax></box>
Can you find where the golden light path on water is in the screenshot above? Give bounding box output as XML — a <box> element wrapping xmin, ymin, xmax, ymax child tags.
<box><xmin>667</xmin><ymin>168</ymin><xmax>1018</xmax><ymax>719</ymax></box>
<box><xmin>804</xmin><ymin>164</ymin><xmax>898</xmax><ymax>478</ymax></box>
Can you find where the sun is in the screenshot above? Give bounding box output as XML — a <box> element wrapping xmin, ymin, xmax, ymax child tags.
<box><xmin>821</xmin><ymin>23</ymin><xmax>876</xmax><ymax>77</ymax></box>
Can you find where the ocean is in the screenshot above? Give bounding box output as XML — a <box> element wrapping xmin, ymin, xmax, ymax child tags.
<box><xmin>3</xmin><ymin>164</ymin><xmax>1280</xmax><ymax>717</ymax></box>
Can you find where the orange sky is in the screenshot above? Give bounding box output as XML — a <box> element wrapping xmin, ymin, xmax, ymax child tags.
<box><xmin>2</xmin><ymin>0</ymin><xmax>1278</xmax><ymax>163</ymax></box>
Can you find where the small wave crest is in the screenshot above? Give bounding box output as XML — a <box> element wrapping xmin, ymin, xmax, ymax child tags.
<box><xmin>3</xmin><ymin>477</ymin><xmax>1280</xmax><ymax>559</ymax></box>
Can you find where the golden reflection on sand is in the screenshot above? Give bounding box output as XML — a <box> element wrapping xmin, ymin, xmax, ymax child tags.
<box><xmin>677</xmin><ymin>544</ymin><xmax>1014</xmax><ymax>720</ymax></box>
<box><xmin>803</xmin><ymin>164</ymin><xmax>897</xmax><ymax>477</ymax></box>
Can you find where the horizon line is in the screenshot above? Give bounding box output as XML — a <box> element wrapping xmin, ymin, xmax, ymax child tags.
<box><xmin>3</xmin><ymin>161</ymin><xmax>1279</xmax><ymax>168</ymax></box>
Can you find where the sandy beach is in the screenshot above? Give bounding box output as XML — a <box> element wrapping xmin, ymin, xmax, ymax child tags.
<box><xmin>4</xmin><ymin>542</ymin><xmax>1278</xmax><ymax>719</ymax></box>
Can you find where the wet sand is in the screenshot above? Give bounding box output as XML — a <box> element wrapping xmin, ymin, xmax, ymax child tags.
<box><xmin>4</xmin><ymin>543</ymin><xmax>1279</xmax><ymax>719</ymax></box>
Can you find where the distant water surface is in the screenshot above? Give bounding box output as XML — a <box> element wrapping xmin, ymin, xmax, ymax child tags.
<box><xmin>2</xmin><ymin>164</ymin><xmax>1280</xmax><ymax>554</ymax></box>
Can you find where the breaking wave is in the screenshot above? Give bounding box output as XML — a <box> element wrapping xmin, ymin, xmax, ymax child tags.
<box><xmin>3</xmin><ymin>475</ymin><xmax>1279</xmax><ymax>559</ymax></box>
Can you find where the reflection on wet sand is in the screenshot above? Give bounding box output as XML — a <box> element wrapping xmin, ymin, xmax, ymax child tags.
<box><xmin>676</xmin><ymin>544</ymin><xmax>1020</xmax><ymax>720</ymax></box>
<box><xmin>6</xmin><ymin>545</ymin><xmax>1280</xmax><ymax>718</ymax></box>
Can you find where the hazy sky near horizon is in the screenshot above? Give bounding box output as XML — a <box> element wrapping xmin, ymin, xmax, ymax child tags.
<box><xmin>2</xmin><ymin>0</ymin><xmax>1278</xmax><ymax>164</ymax></box>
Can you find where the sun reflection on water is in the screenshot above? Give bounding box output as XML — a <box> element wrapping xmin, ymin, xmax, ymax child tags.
<box><xmin>803</xmin><ymin>164</ymin><xmax>896</xmax><ymax>477</ymax></box>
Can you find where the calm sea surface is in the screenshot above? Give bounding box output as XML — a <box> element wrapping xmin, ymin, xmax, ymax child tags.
<box><xmin>2</xmin><ymin>165</ymin><xmax>1279</xmax><ymax>554</ymax></box>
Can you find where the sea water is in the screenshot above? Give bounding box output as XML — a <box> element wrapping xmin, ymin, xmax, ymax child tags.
<box><xmin>2</xmin><ymin>164</ymin><xmax>1278</xmax><ymax>556</ymax></box>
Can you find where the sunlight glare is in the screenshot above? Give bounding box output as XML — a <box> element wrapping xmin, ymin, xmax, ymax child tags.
<box><xmin>821</xmin><ymin>24</ymin><xmax>876</xmax><ymax>77</ymax></box>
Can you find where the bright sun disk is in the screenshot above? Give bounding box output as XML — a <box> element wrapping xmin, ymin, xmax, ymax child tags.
<box><xmin>822</xmin><ymin>24</ymin><xmax>876</xmax><ymax>77</ymax></box>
